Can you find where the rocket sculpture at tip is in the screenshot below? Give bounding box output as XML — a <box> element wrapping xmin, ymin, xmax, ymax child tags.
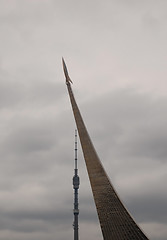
<box><xmin>62</xmin><ymin>58</ymin><xmax>73</xmax><ymax>84</ymax></box>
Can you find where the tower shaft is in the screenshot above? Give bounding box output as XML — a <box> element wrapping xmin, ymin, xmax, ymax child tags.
<box><xmin>73</xmin><ymin>130</ymin><xmax>80</xmax><ymax>240</ymax></box>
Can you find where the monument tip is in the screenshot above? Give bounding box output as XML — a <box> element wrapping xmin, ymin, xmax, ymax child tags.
<box><xmin>62</xmin><ymin>57</ymin><xmax>73</xmax><ymax>84</ymax></box>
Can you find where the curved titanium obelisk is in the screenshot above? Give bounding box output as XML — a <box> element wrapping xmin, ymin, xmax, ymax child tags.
<box><xmin>62</xmin><ymin>58</ymin><xmax>149</xmax><ymax>240</ymax></box>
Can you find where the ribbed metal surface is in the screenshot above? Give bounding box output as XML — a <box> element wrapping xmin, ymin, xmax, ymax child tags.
<box><xmin>66</xmin><ymin>82</ymin><xmax>149</xmax><ymax>240</ymax></box>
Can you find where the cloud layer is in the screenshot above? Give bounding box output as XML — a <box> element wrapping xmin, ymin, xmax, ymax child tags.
<box><xmin>0</xmin><ymin>1</ymin><xmax>167</xmax><ymax>239</ymax></box>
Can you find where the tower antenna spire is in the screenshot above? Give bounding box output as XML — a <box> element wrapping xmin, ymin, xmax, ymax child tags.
<box><xmin>75</xmin><ymin>129</ymin><xmax>78</xmax><ymax>171</ymax></box>
<box><xmin>73</xmin><ymin>129</ymin><xmax>80</xmax><ymax>240</ymax></box>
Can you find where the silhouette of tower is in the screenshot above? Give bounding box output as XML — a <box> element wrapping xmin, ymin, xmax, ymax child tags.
<box><xmin>73</xmin><ymin>130</ymin><xmax>80</xmax><ymax>240</ymax></box>
<box><xmin>62</xmin><ymin>59</ymin><xmax>149</xmax><ymax>240</ymax></box>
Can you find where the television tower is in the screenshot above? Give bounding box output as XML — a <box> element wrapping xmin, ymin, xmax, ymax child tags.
<box><xmin>73</xmin><ymin>129</ymin><xmax>80</xmax><ymax>240</ymax></box>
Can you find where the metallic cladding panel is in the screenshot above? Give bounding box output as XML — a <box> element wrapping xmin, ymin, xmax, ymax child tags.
<box><xmin>66</xmin><ymin>82</ymin><xmax>149</xmax><ymax>240</ymax></box>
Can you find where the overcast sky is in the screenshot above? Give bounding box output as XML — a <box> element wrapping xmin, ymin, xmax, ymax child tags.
<box><xmin>0</xmin><ymin>0</ymin><xmax>167</xmax><ymax>239</ymax></box>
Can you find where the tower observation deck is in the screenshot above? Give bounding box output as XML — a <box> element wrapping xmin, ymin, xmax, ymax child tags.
<box><xmin>62</xmin><ymin>58</ymin><xmax>149</xmax><ymax>240</ymax></box>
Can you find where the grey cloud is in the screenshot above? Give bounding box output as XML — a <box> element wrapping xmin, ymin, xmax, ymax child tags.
<box><xmin>82</xmin><ymin>89</ymin><xmax>167</xmax><ymax>162</ymax></box>
<box><xmin>0</xmin><ymin>0</ymin><xmax>167</xmax><ymax>239</ymax></box>
<box><xmin>127</xmin><ymin>195</ymin><xmax>167</xmax><ymax>224</ymax></box>
<box><xmin>0</xmin><ymin>72</ymin><xmax>23</xmax><ymax>109</ymax></box>
<box><xmin>0</xmin><ymin>70</ymin><xmax>65</xmax><ymax>110</ymax></box>
<box><xmin>4</xmin><ymin>123</ymin><xmax>57</xmax><ymax>154</ymax></box>
<box><xmin>4</xmin><ymin>209</ymin><xmax>71</xmax><ymax>223</ymax></box>
<box><xmin>0</xmin><ymin>216</ymin><xmax>48</xmax><ymax>232</ymax></box>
